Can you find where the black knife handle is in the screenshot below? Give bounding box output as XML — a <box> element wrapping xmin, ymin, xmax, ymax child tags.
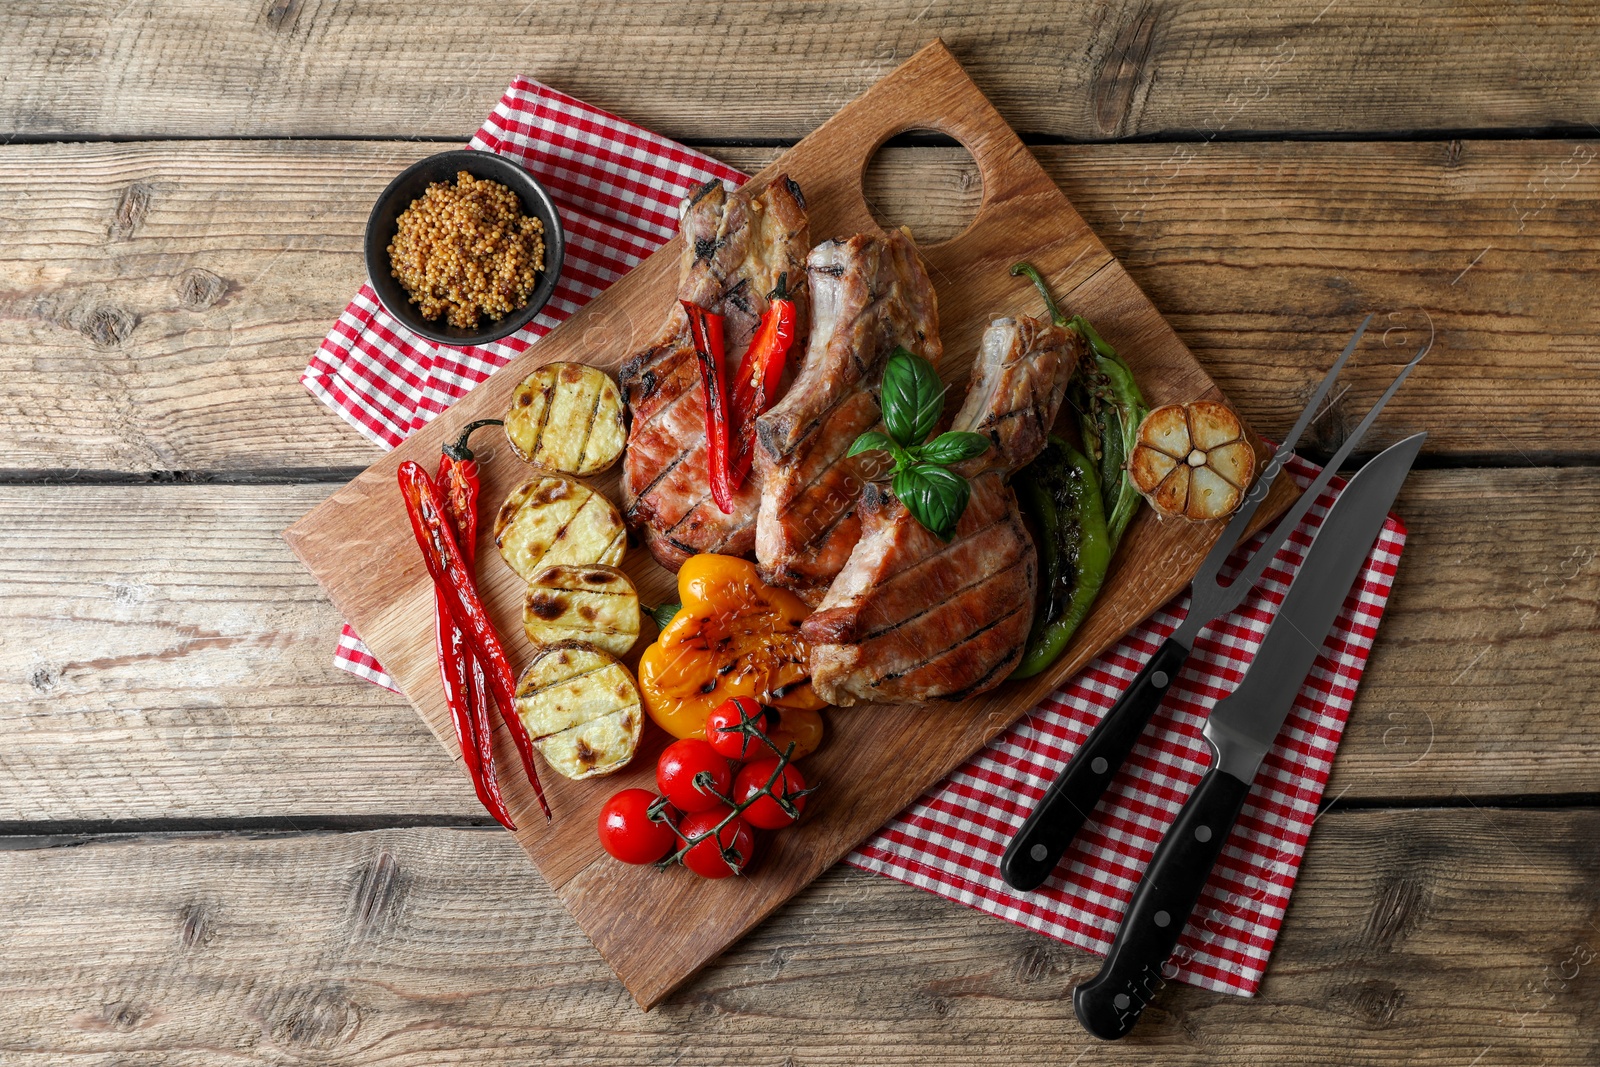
<box><xmin>1071</xmin><ymin>762</ymin><xmax>1253</xmax><ymax>1040</ymax></box>
<box><xmin>1000</xmin><ymin>637</ymin><xmax>1190</xmax><ymax>892</ymax></box>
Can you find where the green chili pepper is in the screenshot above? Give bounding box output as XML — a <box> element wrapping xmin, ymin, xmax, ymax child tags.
<box><xmin>1011</xmin><ymin>438</ymin><xmax>1113</xmax><ymax>679</ymax></box>
<box><xmin>1008</xmin><ymin>262</ymin><xmax>1147</xmax><ymax>549</ymax></box>
<box><xmin>1070</xmin><ymin>337</ymin><xmax>1146</xmax><ymax>547</ymax></box>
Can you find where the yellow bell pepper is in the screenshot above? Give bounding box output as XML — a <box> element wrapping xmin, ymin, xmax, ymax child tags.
<box><xmin>638</xmin><ymin>554</ymin><xmax>827</xmax><ymax>757</ymax></box>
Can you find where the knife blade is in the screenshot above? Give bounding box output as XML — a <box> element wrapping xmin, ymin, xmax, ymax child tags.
<box><xmin>1001</xmin><ymin>321</ymin><xmax>1430</xmax><ymax>893</ymax></box>
<box><xmin>1071</xmin><ymin>430</ymin><xmax>1426</xmax><ymax>1041</ymax></box>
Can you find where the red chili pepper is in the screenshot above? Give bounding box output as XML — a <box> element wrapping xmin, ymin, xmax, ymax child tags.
<box><xmin>398</xmin><ymin>459</ymin><xmax>551</xmax><ymax>821</ymax></box>
<box><xmin>683</xmin><ymin>300</ymin><xmax>734</xmax><ymax>514</ymax></box>
<box><xmin>434</xmin><ymin>418</ymin><xmax>516</xmax><ymax>831</ymax></box>
<box><xmin>727</xmin><ymin>275</ymin><xmax>797</xmax><ymax>490</ymax></box>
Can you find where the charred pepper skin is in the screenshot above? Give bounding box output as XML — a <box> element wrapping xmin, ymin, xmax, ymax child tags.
<box><xmin>727</xmin><ymin>275</ymin><xmax>797</xmax><ymax>492</ymax></box>
<box><xmin>1012</xmin><ymin>439</ymin><xmax>1113</xmax><ymax>680</ymax></box>
<box><xmin>399</xmin><ymin>459</ymin><xmax>552</xmax><ymax>820</ymax></box>
<box><xmin>637</xmin><ymin>554</ymin><xmax>826</xmax><ymax>754</ymax></box>
<box><xmin>683</xmin><ymin>301</ymin><xmax>736</xmax><ymax>515</ymax></box>
<box><xmin>1068</xmin><ymin>328</ymin><xmax>1147</xmax><ymax>548</ymax></box>
<box><xmin>434</xmin><ymin>419</ymin><xmax>517</xmax><ymax>831</ymax></box>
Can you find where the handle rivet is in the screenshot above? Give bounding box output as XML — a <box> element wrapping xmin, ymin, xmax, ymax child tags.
<box><xmin>1195</xmin><ymin>825</ymin><xmax>1213</xmax><ymax>842</ymax></box>
<box><xmin>1152</xmin><ymin>671</ymin><xmax>1169</xmax><ymax>688</ymax></box>
<box><xmin>1154</xmin><ymin>910</ymin><xmax>1171</xmax><ymax>928</ymax></box>
<box><xmin>1091</xmin><ymin>757</ymin><xmax>1108</xmax><ymax>774</ymax></box>
<box><xmin>1114</xmin><ymin>994</ymin><xmax>1131</xmax><ymax>1010</ymax></box>
<box><xmin>1029</xmin><ymin>843</ymin><xmax>1049</xmax><ymax>862</ymax></box>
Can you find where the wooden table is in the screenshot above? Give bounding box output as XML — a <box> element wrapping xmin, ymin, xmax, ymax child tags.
<box><xmin>2</xmin><ymin>4</ymin><xmax>1596</xmax><ymax>1063</ymax></box>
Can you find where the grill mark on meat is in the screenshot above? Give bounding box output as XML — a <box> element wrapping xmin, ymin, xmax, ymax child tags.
<box><xmin>788</xmin><ymin>421</ymin><xmax>873</xmax><ymax>499</ymax></box>
<box><xmin>627</xmin><ymin>351</ymin><xmax>698</xmax><ymax>436</ymax></box>
<box><xmin>869</xmin><ymin>600</ymin><xmax>1030</xmax><ymax>687</ymax></box>
<box><xmin>806</xmin><ymin>313</ymin><xmax>1082</xmax><ymax>705</ymax></box>
<box><xmin>952</xmin><ymin>316</ymin><xmax>1084</xmax><ymax>476</ymax></box>
<box><xmin>782</xmin><ymin>175</ymin><xmax>806</xmax><ymax>210</ymax></box>
<box><xmin>662</xmin><ymin>483</ymin><xmax>712</xmax><ymax>534</ymax></box>
<box><xmin>935</xmin><ymin>645</ymin><xmax>1025</xmax><ymax>702</ymax></box>
<box><xmin>794</xmin><ymin>497</ymin><xmax>857</xmax><ymax>554</ymax></box>
<box><xmin>832</xmin><ymin>510</ymin><xmax>1029</xmax><ymax>660</ymax></box>
<box><xmin>664</xmin><ymin>480</ymin><xmax>757</xmax><ymax>547</ymax></box>
<box><xmin>687</xmin><ymin>178</ymin><xmax>722</xmax><ymax>207</ymax></box>
<box><xmin>721</xmin><ymin>276</ymin><xmax>755</xmax><ymax>319</ymax></box>
<box><xmin>620</xmin><ymin>175</ymin><xmax>809</xmax><ymax>570</ymax></box>
<box><xmin>756</xmin><ymin>230</ymin><xmax>941</xmax><ymax>594</ymax></box>
<box><xmin>860</xmin><ymin>553</ymin><xmax>1029</xmax><ymax>643</ymax></box>
<box><xmin>709</xmin><ymin>517</ymin><xmax>756</xmax><ymax>554</ymax></box>
<box><xmin>622</xmin><ymin>437</ymin><xmax>692</xmax><ymax>518</ymax></box>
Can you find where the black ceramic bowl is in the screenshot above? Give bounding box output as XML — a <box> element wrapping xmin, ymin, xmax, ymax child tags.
<box><xmin>364</xmin><ymin>149</ymin><xmax>565</xmax><ymax>347</ymax></box>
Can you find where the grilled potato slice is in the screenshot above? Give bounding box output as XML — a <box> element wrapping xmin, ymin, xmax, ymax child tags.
<box><xmin>495</xmin><ymin>472</ymin><xmax>627</xmax><ymax>580</ymax></box>
<box><xmin>504</xmin><ymin>362</ymin><xmax>626</xmax><ymax>475</ymax></box>
<box><xmin>524</xmin><ymin>564</ymin><xmax>641</xmax><ymax>656</ymax></box>
<box><xmin>513</xmin><ymin>642</ymin><xmax>643</xmax><ymax>780</ymax></box>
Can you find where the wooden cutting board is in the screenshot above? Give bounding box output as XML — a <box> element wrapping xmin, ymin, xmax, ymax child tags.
<box><xmin>284</xmin><ymin>39</ymin><xmax>1296</xmax><ymax>1009</ymax></box>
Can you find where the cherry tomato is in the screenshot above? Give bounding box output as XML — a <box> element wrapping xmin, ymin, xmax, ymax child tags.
<box><xmin>596</xmin><ymin>789</ymin><xmax>676</xmax><ymax>865</ymax></box>
<box><xmin>733</xmin><ymin>759</ymin><xmax>810</xmax><ymax>830</ymax></box>
<box><xmin>678</xmin><ymin>807</ymin><xmax>756</xmax><ymax>879</ymax></box>
<box><xmin>705</xmin><ymin>697</ymin><xmax>778</xmax><ymax>760</ymax></box>
<box><xmin>656</xmin><ymin>739</ymin><xmax>733</xmax><ymax>813</ymax></box>
<box><xmin>768</xmin><ymin>705</ymin><xmax>825</xmax><ymax>760</ymax></box>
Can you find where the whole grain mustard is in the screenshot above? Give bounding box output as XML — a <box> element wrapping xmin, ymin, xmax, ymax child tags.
<box><xmin>388</xmin><ymin>170</ymin><xmax>544</xmax><ymax>329</ymax></box>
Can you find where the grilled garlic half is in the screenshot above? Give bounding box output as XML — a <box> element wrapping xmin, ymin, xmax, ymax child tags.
<box><xmin>1128</xmin><ymin>401</ymin><xmax>1257</xmax><ymax>521</ymax></box>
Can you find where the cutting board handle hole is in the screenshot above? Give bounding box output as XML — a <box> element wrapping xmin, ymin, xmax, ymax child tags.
<box><xmin>861</xmin><ymin>130</ymin><xmax>983</xmax><ymax>247</ymax></box>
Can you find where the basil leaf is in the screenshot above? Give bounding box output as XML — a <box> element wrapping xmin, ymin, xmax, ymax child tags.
<box><xmin>880</xmin><ymin>347</ymin><xmax>946</xmax><ymax>447</ymax></box>
<box><xmin>915</xmin><ymin>430</ymin><xmax>991</xmax><ymax>466</ymax></box>
<box><xmin>649</xmin><ymin>602</ymin><xmax>682</xmax><ymax>630</ymax></box>
<box><xmin>847</xmin><ymin>430</ymin><xmax>896</xmax><ymax>458</ymax></box>
<box><xmin>892</xmin><ymin>462</ymin><xmax>971</xmax><ymax>542</ymax></box>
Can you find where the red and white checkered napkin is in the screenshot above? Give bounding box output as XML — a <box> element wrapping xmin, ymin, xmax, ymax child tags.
<box><xmin>849</xmin><ymin>457</ymin><xmax>1405</xmax><ymax>996</ymax></box>
<box><xmin>303</xmin><ymin>76</ymin><xmax>742</xmax><ymax>687</ymax></box>
<box><xmin>304</xmin><ymin>79</ymin><xmax>1407</xmax><ymax>998</ymax></box>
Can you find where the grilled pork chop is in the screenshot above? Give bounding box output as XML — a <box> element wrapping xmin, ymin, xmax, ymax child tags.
<box><xmin>803</xmin><ymin>315</ymin><xmax>1085</xmax><ymax>705</ymax></box>
<box><xmin>618</xmin><ymin>177</ymin><xmax>809</xmax><ymax>571</ymax></box>
<box><xmin>754</xmin><ymin>229</ymin><xmax>941</xmax><ymax>603</ymax></box>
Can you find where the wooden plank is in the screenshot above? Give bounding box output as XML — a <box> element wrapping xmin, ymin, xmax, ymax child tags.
<box><xmin>0</xmin><ymin>810</ymin><xmax>1593</xmax><ymax>1063</ymax></box>
<box><xmin>280</xmin><ymin>41</ymin><xmax>1304</xmax><ymax>1008</ymax></box>
<box><xmin>3</xmin><ymin>2</ymin><xmax>1598</xmax><ymax>140</ymax></box>
<box><xmin>0</xmin><ymin>485</ymin><xmax>470</xmax><ymax>821</ymax></box>
<box><xmin>2</xmin><ymin>475</ymin><xmax>1595</xmax><ymax>820</ymax></box>
<box><xmin>3</xmin><ymin>136</ymin><xmax>1595</xmax><ymax>472</ymax></box>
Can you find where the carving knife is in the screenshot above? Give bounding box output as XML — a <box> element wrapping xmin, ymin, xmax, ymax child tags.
<box><xmin>1071</xmin><ymin>430</ymin><xmax>1426</xmax><ymax>1040</ymax></box>
<box><xmin>1001</xmin><ymin>319</ymin><xmax>1430</xmax><ymax>892</ymax></box>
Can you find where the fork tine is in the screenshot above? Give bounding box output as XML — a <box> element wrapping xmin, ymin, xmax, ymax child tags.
<box><xmin>1189</xmin><ymin>315</ymin><xmax>1373</xmax><ymax>596</ymax></box>
<box><xmin>1223</xmin><ymin>337</ymin><xmax>1429</xmax><ymax>597</ymax></box>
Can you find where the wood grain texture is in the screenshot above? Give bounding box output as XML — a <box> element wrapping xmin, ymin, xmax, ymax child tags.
<box><xmin>0</xmin><ymin>485</ymin><xmax>463</xmax><ymax>822</ymax></box>
<box><xmin>0</xmin><ymin>810</ymin><xmax>1595</xmax><ymax>1063</ymax></box>
<box><xmin>282</xmin><ymin>41</ymin><xmax>1301</xmax><ymax>1007</ymax></box>
<box><xmin>3</xmin><ymin>2</ymin><xmax>1598</xmax><ymax>140</ymax></box>
<box><xmin>4</xmin><ymin>470</ymin><xmax>1595</xmax><ymax>826</ymax></box>
<box><xmin>3</xmin><ymin>135</ymin><xmax>1594</xmax><ymax>473</ymax></box>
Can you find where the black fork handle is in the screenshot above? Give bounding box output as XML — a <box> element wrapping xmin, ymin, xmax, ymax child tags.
<box><xmin>1000</xmin><ymin>637</ymin><xmax>1191</xmax><ymax>891</ymax></box>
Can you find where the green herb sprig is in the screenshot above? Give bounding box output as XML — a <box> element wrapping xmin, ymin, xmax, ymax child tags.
<box><xmin>848</xmin><ymin>347</ymin><xmax>990</xmax><ymax>541</ymax></box>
